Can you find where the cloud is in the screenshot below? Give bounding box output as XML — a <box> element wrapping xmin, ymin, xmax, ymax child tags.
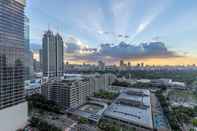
<box><xmin>65</xmin><ymin>39</ymin><xmax>181</xmax><ymax>63</ymax></box>
<box><xmin>65</xmin><ymin>36</ymin><xmax>96</xmax><ymax>54</ymax></box>
<box><xmin>65</xmin><ymin>36</ymin><xmax>88</xmax><ymax>53</ymax></box>
<box><xmin>99</xmin><ymin>41</ymin><xmax>178</xmax><ymax>59</ymax></box>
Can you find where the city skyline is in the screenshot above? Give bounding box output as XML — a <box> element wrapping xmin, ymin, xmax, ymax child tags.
<box><xmin>26</xmin><ymin>0</ymin><xmax>197</xmax><ymax>65</ymax></box>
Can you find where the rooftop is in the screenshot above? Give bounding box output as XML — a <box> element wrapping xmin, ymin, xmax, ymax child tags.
<box><xmin>104</xmin><ymin>88</ymin><xmax>153</xmax><ymax>129</ymax></box>
<box><xmin>71</xmin><ymin>101</ymin><xmax>108</xmax><ymax>122</ymax></box>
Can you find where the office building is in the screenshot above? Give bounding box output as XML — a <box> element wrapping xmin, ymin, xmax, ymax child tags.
<box><xmin>39</xmin><ymin>49</ymin><xmax>43</xmax><ymax>71</ymax></box>
<box><xmin>42</xmin><ymin>31</ymin><xmax>64</xmax><ymax>77</ymax></box>
<box><xmin>24</xmin><ymin>16</ymin><xmax>34</xmax><ymax>79</ymax></box>
<box><xmin>0</xmin><ymin>0</ymin><xmax>28</xmax><ymax>130</ymax></box>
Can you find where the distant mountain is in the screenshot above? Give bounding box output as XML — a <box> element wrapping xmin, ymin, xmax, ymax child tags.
<box><xmin>30</xmin><ymin>43</ymin><xmax>42</xmax><ymax>51</ymax></box>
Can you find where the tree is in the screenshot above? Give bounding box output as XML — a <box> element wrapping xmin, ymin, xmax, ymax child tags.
<box><xmin>79</xmin><ymin>117</ymin><xmax>88</xmax><ymax>124</ymax></box>
<box><xmin>192</xmin><ymin>119</ymin><xmax>197</xmax><ymax>127</ymax></box>
<box><xmin>26</xmin><ymin>94</ymin><xmax>63</xmax><ymax>114</ymax></box>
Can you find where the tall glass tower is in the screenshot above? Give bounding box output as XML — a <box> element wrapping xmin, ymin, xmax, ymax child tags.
<box><xmin>42</xmin><ymin>30</ymin><xmax>64</xmax><ymax>78</ymax></box>
<box><xmin>0</xmin><ymin>0</ymin><xmax>26</xmax><ymax>109</ymax></box>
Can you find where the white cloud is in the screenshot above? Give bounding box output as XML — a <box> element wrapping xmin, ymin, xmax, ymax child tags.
<box><xmin>65</xmin><ymin>36</ymin><xmax>88</xmax><ymax>53</ymax></box>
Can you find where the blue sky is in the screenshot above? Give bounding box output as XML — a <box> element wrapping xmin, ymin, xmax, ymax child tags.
<box><xmin>26</xmin><ymin>0</ymin><xmax>197</xmax><ymax>63</ymax></box>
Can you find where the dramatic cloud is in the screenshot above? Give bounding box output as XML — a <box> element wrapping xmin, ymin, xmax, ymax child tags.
<box><xmin>65</xmin><ymin>36</ymin><xmax>88</xmax><ymax>53</ymax></box>
<box><xmin>65</xmin><ymin>36</ymin><xmax>97</xmax><ymax>54</ymax></box>
<box><xmin>100</xmin><ymin>41</ymin><xmax>177</xmax><ymax>59</ymax></box>
<box><xmin>65</xmin><ymin>39</ymin><xmax>181</xmax><ymax>63</ymax></box>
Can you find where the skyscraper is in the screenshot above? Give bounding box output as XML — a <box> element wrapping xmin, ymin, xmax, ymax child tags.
<box><xmin>0</xmin><ymin>0</ymin><xmax>27</xmax><ymax>130</ymax></box>
<box><xmin>39</xmin><ymin>49</ymin><xmax>43</xmax><ymax>71</ymax></box>
<box><xmin>0</xmin><ymin>0</ymin><xmax>26</xmax><ymax>109</ymax></box>
<box><xmin>24</xmin><ymin>16</ymin><xmax>34</xmax><ymax>79</ymax></box>
<box><xmin>55</xmin><ymin>33</ymin><xmax>64</xmax><ymax>77</ymax></box>
<box><xmin>42</xmin><ymin>31</ymin><xmax>64</xmax><ymax>77</ymax></box>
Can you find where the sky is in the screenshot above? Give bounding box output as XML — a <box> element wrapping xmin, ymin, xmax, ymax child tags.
<box><xmin>26</xmin><ymin>0</ymin><xmax>197</xmax><ymax>65</ymax></box>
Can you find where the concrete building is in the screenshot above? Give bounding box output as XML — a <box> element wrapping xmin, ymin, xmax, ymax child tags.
<box><xmin>42</xmin><ymin>74</ymin><xmax>116</xmax><ymax>109</ymax></box>
<box><xmin>42</xmin><ymin>31</ymin><xmax>64</xmax><ymax>77</ymax></box>
<box><xmin>0</xmin><ymin>0</ymin><xmax>28</xmax><ymax>130</ymax></box>
<box><xmin>69</xmin><ymin>101</ymin><xmax>108</xmax><ymax>123</ymax></box>
<box><xmin>42</xmin><ymin>77</ymin><xmax>90</xmax><ymax>109</ymax></box>
<box><xmin>87</xmin><ymin>73</ymin><xmax>116</xmax><ymax>92</ymax></box>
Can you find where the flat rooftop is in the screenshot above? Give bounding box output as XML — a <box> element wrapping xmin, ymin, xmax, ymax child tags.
<box><xmin>71</xmin><ymin>101</ymin><xmax>108</xmax><ymax>122</ymax></box>
<box><xmin>103</xmin><ymin>88</ymin><xmax>153</xmax><ymax>129</ymax></box>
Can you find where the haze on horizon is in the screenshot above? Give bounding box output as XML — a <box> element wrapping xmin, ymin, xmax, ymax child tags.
<box><xmin>27</xmin><ymin>0</ymin><xmax>197</xmax><ymax>66</ymax></box>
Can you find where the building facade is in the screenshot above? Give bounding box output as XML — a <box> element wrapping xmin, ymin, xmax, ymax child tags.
<box><xmin>0</xmin><ymin>0</ymin><xmax>28</xmax><ymax>130</ymax></box>
<box><xmin>42</xmin><ymin>78</ymin><xmax>90</xmax><ymax>109</ymax></box>
<box><xmin>0</xmin><ymin>0</ymin><xmax>26</xmax><ymax>109</ymax></box>
<box><xmin>24</xmin><ymin>16</ymin><xmax>34</xmax><ymax>80</ymax></box>
<box><xmin>42</xmin><ymin>74</ymin><xmax>116</xmax><ymax>109</ymax></box>
<box><xmin>42</xmin><ymin>31</ymin><xmax>64</xmax><ymax>77</ymax></box>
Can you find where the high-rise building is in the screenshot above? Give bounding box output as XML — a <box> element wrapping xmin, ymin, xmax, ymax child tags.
<box><xmin>0</xmin><ymin>0</ymin><xmax>26</xmax><ymax>110</ymax></box>
<box><xmin>42</xmin><ymin>31</ymin><xmax>64</xmax><ymax>77</ymax></box>
<box><xmin>39</xmin><ymin>49</ymin><xmax>43</xmax><ymax>71</ymax></box>
<box><xmin>120</xmin><ymin>60</ymin><xmax>125</xmax><ymax>67</ymax></box>
<box><xmin>55</xmin><ymin>33</ymin><xmax>64</xmax><ymax>77</ymax></box>
<box><xmin>24</xmin><ymin>16</ymin><xmax>30</xmax><ymax>52</ymax></box>
<box><xmin>24</xmin><ymin>16</ymin><xmax>34</xmax><ymax>79</ymax></box>
<box><xmin>0</xmin><ymin>0</ymin><xmax>27</xmax><ymax>130</ymax></box>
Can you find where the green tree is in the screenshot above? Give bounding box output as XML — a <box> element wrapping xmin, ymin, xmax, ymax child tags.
<box><xmin>192</xmin><ymin>119</ymin><xmax>197</xmax><ymax>126</ymax></box>
<box><xmin>79</xmin><ymin>117</ymin><xmax>89</xmax><ymax>124</ymax></box>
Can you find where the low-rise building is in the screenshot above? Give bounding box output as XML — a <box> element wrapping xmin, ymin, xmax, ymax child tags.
<box><xmin>41</xmin><ymin>73</ymin><xmax>116</xmax><ymax>109</ymax></box>
<box><xmin>68</xmin><ymin>101</ymin><xmax>108</xmax><ymax>123</ymax></box>
<box><xmin>103</xmin><ymin>88</ymin><xmax>154</xmax><ymax>131</ymax></box>
<box><xmin>42</xmin><ymin>77</ymin><xmax>90</xmax><ymax>109</ymax></box>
